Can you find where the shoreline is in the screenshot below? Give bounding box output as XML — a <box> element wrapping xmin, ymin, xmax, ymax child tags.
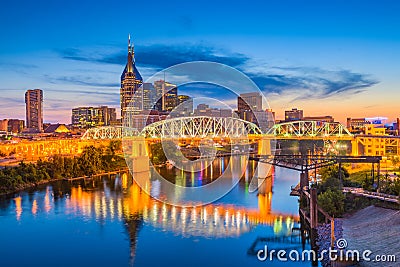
<box><xmin>0</xmin><ymin>168</ymin><xmax>130</xmax><ymax>197</ymax></box>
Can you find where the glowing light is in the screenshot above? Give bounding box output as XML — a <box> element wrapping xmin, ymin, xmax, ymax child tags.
<box><xmin>14</xmin><ymin>196</ymin><xmax>22</xmax><ymax>221</ymax></box>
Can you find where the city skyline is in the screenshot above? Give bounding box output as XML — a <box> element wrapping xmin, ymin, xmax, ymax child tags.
<box><xmin>1</xmin><ymin>0</ymin><xmax>399</xmax><ymax>124</ymax></box>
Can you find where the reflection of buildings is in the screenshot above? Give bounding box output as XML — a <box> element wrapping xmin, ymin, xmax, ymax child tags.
<box><xmin>12</xmin><ymin>171</ymin><xmax>298</xmax><ymax>262</ymax></box>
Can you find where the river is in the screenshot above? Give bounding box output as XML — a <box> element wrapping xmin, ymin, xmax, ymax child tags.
<box><xmin>0</xmin><ymin>157</ymin><xmax>317</xmax><ymax>267</ymax></box>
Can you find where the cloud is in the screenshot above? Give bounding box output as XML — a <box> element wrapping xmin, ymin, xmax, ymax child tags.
<box><xmin>44</xmin><ymin>74</ymin><xmax>120</xmax><ymax>88</ymax></box>
<box><xmin>59</xmin><ymin>44</ymin><xmax>250</xmax><ymax>69</ymax></box>
<box><xmin>246</xmin><ymin>67</ymin><xmax>378</xmax><ymax>100</ymax></box>
<box><xmin>57</xmin><ymin>43</ymin><xmax>378</xmax><ymax>101</ymax></box>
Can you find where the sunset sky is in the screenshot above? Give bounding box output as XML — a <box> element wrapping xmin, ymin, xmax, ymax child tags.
<box><xmin>0</xmin><ymin>0</ymin><xmax>399</xmax><ymax>124</ymax></box>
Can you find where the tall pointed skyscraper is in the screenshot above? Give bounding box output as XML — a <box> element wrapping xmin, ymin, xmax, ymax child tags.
<box><xmin>120</xmin><ymin>35</ymin><xmax>143</xmax><ymax>122</ymax></box>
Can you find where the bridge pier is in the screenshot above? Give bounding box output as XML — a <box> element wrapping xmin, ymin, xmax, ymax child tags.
<box><xmin>128</xmin><ymin>136</ymin><xmax>150</xmax><ymax>173</ymax></box>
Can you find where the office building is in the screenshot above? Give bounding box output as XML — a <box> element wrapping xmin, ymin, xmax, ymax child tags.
<box><xmin>238</xmin><ymin>92</ymin><xmax>263</xmax><ymax>112</ymax></box>
<box><xmin>71</xmin><ymin>106</ymin><xmax>117</xmax><ymax>128</ymax></box>
<box><xmin>303</xmin><ymin>116</ymin><xmax>334</xmax><ymax>123</ymax></box>
<box><xmin>153</xmin><ymin>80</ymin><xmax>178</xmax><ymax>112</ymax></box>
<box><xmin>346</xmin><ymin>118</ymin><xmax>370</xmax><ymax>133</ymax></box>
<box><xmin>284</xmin><ymin>108</ymin><xmax>303</xmax><ymax>121</ymax></box>
<box><xmin>25</xmin><ymin>89</ymin><xmax>43</xmax><ymax>132</ymax></box>
<box><xmin>120</xmin><ymin>35</ymin><xmax>143</xmax><ymax>121</ymax></box>
<box><xmin>142</xmin><ymin>83</ymin><xmax>155</xmax><ymax>111</ymax></box>
<box><xmin>8</xmin><ymin>119</ymin><xmax>25</xmax><ymax>133</ymax></box>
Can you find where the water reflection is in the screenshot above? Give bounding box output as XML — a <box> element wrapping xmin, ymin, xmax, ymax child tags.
<box><xmin>1</xmin><ymin>157</ymin><xmax>309</xmax><ymax>267</ymax></box>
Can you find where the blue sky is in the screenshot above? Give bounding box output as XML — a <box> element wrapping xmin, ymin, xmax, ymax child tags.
<box><xmin>0</xmin><ymin>0</ymin><xmax>399</xmax><ymax>123</ymax></box>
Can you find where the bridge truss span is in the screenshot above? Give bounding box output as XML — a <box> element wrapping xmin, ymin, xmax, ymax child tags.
<box><xmin>141</xmin><ymin>116</ymin><xmax>263</xmax><ymax>139</ymax></box>
<box><xmin>81</xmin><ymin>126</ymin><xmax>141</xmax><ymax>140</ymax></box>
<box><xmin>267</xmin><ymin>120</ymin><xmax>353</xmax><ymax>139</ymax></box>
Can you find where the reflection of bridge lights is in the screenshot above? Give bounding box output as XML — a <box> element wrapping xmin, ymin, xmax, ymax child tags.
<box><xmin>191</xmin><ymin>207</ymin><xmax>197</xmax><ymax>223</ymax></box>
<box><xmin>14</xmin><ymin>196</ymin><xmax>22</xmax><ymax>221</ymax></box>
<box><xmin>203</xmin><ymin>208</ymin><xmax>208</xmax><ymax>224</ymax></box>
<box><xmin>152</xmin><ymin>203</ymin><xmax>158</xmax><ymax>222</ymax></box>
<box><xmin>171</xmin><ymin>206</ymin><xmax>176</xmax><ymax>225</ymax></box>
<box><xmin>236</xmin><ymin>211</ymin><xmax>241</xmax><ymax>227</ymax></box>
<box><xmin>109</xmin><ymin>198</ymin><xmax>115</xmax><ymax>219</ymax></box>
<box><xmin>118</xmin><ymin>199</ymin><xmax>123</xmax><ymax>219</ymax></box>
<box><xmin>31</xmin><ymin>199</ymin><xmax>38</xmax><ymax>216</ymax></box>
<box><xmin>214</xmin><ymin>208</ymin><xmax>219</xmax><ymax>226</ymax></box>
<box><xmin>162</xmin><ymin>203</ymin><xmax>167</xmax><ymax>223</ymax></box>
<box><xmin>181</xmin><ymin>208</ymin><xmax>187</xmax><ymax>223</ymax></box>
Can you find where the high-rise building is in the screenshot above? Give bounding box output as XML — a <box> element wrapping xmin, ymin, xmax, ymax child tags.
<box><xmin>142</xmin><ymin>83</ymin><xmax>155</xmax><ymax>111</ymax></box>
<box><xmin>153</xmin><ymin>80</ymin><xmax>178</xmax><ymax>112</ymax></box>
<box><xmin>72</xmin><ymin>106</ymin><xmax>117</xmax><ymax>128</ymax></box>
<box><xmin>238</xmin><ymin>92</ymin><xmax>263</xmax><ymax>112</ymax></box>
<box><xmin>238</xmin><ymin>92</ymin><xmax>264</xmax><ymax>125</ymax></box>
<box><xmin>25</xmin><ymin>89</ymin><xmax>43</xmax><ymax>132</ymax></box>
<box><xmin>284</xmin><ymin>108</ymin><xmax>303</xmax><ymax>121</ymax></box>
<box><xmin>120</xmin><ymin>35</ymin><xmax>143</xmax><ymax>121</ymax></box>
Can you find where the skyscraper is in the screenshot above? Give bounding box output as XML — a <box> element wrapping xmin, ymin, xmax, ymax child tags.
<box><xmin>142</xmin><ymin>82</ymin><xmax>155</xmax><ymax>111</ymax></box>
<box><xmin>237</xmin><ymin>92</ymin><xmax>263</xmax><ymax>125</ymax></box>
<box><xmin>25</xmin><ymin>89</ymin><xmax>43</xmax><ymax>132</ymax></box>
<box><xmin>238</xmin><ymin>92</ymin><xmax>263</xmax><ymax>112</ymax></box>
<box><xmin>120</xmin><ymin>35</ymin><xmax>143</xmax><ymax>122</ymax></box>
<box><xmin>153</xmin><ymin>80</ymin><xmax>178</xmax><ymax>112</ymax></box>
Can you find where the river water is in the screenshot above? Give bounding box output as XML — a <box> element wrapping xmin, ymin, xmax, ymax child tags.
<box><xmin>0</xmin><ymin>157</ymin><xmax>316</xmax><ymax>267</ymax></box>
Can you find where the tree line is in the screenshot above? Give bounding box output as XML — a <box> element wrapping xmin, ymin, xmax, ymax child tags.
<box><xmin>0</xmin><ymin>141</ymin><xmax>126</xmax><ymax>194</ymax></box>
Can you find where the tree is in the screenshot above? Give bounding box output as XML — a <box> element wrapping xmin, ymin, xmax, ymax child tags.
<box><xmin>318</xmin><ymin>189</ymin><xmax>345</xmax><ymax>217</ymax></box>
<box><xmin>78</xmin><ymin>146</ymin><xmax>103</xmax><ymax>176</ymax></box>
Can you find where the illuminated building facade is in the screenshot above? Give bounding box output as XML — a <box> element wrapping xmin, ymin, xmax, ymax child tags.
<box><xmin>238</xmin><ymin>92</ymin><xmax>263</xmax><ymax>112</ymax></box>
<box><xmin>25</xmin><ymin>89</ymin><xmax>43</xmax><ymax>132</ymax></box>
<box><xmin>8</xmin><ymin>119</ymin><xmax>25</xmax><ymax>133</ymax></box>
<box><xmin>120</xmin><ymin>35</ymin><xmax>143</xmax><ymax>121</ymax></box>
<box><xmin>153</xmin><ymin>80</ymin><xmax>178</xmax><ymax>112</ymax></box>
<box><xmin>303</xmin><ymin>116</ymin><xmax>334</xmax><ymax>123</ymax></box>
<box><xmin>72</xmin><ymin>106</ymin><xmax>117</xmax><ymax>128</ymax></box>
<box><xmin>142</xmin><ymin>83</ymin><xmax>155</xmax><ymax>111</ymax></box>
<box><xmin>284</xmin><ymin>108</ymin><xmax>303</xmax><ymax>122</ymax></box>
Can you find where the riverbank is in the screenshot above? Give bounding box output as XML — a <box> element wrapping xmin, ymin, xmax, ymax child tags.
<box><xmin>0</xmin><ymin>168</ymin><xmax>130</xmax><ymax>197</ymax></box>
<box><xmin>0</xmin><ymin>178</ymin><xmax>64</xmax><ymax>197</ymax></box>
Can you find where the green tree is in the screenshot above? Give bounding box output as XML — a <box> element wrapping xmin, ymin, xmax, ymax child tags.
<box><xmin>318</xmin><ymin>189</ymin><xmax>345</xmax><ymax>217</ymax></box>
<box><xmin>78</xmin><ymin>146</ymin><xmax>103</xmax><ymax>176</ymax></box>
